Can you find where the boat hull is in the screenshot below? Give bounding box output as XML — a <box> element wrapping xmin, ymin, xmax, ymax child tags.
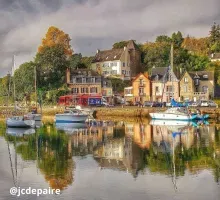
<box><xmin>25</xmin><ymin>113</ymin><xmax>42</xmax><ymax>121</ymax></box>
<box><xmin>6</xmin><ymin>128</ymin><xmax>35</xmax><ymax>136</ymax></box>
<box><xmin>150</xmin><ymin>119</ymin><xmax>190</xmax><ymax>126</ymax></box>
<box><xmin>55</xmin><ymin>114</ymin><xmax>88</xmax><ymax>123</ymax></box>
<box><xmin>6</xmin><ymin>118</ymin><xmax>35</xmax><ymax>128</ymax></box>
<box><xmin>149</xmin><ymin>113</ymin><xmax>196</xmax><ymax>121</ymax></box>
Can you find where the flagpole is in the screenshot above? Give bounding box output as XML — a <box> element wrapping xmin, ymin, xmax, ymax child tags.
<box><xmin>13</xmin><ymin>55</ymin><xmax>16</xmax><ymax>103</ymax></box>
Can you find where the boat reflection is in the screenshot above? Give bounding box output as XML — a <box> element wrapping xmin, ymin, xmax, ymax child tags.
<box><xmin>6</xmin><ymin>127</ymin><xmax>35</xmax><ymax>136</ymax></box>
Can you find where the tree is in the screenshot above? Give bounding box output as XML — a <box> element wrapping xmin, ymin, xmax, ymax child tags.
<box><xmin>181</xmin><ymin>37</ymin><xmax>209</xmax><ymax>56</ymax></box>
<box><xmin>156</xmin><ymin>35</ymin><xmax>171</xmax><ymax>43</ymax></box>
<box><xmin>69</xmin><ymin>53</ymin><xmax>82</xmax><ymax>69</ymax></box>
<box><xmin>35</xmin><ymin>44</ymin><xmax>69</xmax><ymax>90</ymax></box>
<box><xmin>13</xmin><ymin>62</ymin><xmax>35</xmax><ymax>100</ymax></box>
<box><xmin>172</xmin><ymin>31</ymin><xmax>184</xmax><ymax>48</ymax></box>
<box><xmin>141</xmin><ymin>41</ymin><xmax>171</xmax><ymax>70</ymax></box>
<box><xmin>186</xmin><ymin>54</ymin><xmax>210</xmax><ymax>71</ymax></box>
<box><xmin>209</xmin><ymin>22</ymin><xmax>220</xmax><ymax>46</ymax></box>
<box><xmin>112</xmin><ymin>40</ymin><xmax>129</xmax><ymax>49</ymax></box>
<box><xmin>38</xmin><ymin>26</ymin><xmax>73</xmax><ymax>57</ymax></box>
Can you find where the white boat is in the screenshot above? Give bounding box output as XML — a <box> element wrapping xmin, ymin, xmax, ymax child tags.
<box><xmin>6</xmin><ymin>116</ymin><xmax>35</xmax><ymax>128</ymax></box>
<box><xmin>6</xmin><ymin>127</ymin><xmax>35</xmax><ymax>136</ymax></box>
<box><xmin>66</xmin><ymin>105</ymin><xmax>94</xmax><ymax>116</ymax></box>
<box><xmin>55</xmin><ymin>110</ymin><xmax>88</xmax><ymax>123</ymax></box>
<box><xmin>150</xmin><ymin>119</ymin><xmax>191</xmax><ymax>126</ymax></box>
<box><xmin>149</xmin><ymin>107</ymin><xmax>197</xmax><ymax>121</ymax></box>
<box><xmin>56</xmin><ymin>123</ymin><xmax>88</xmax><ymax>134</ymax></box>
<box><xmin>24</xmin><ymin>113</ymin><xmax>42</xmax><ymax>121</ymax></box>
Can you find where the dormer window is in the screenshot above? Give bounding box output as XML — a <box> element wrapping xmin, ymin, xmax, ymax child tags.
<box><xmin>155</xmin><ymin>75</ymin><xmax>159</xmax><ymax>81</ymax></box>
<box><xmin>106</xmin><ymin>56</ymin><xmax>109</xmax><ymax>60</ymax></box>
<box><xmin>184</xmin><ymin>77</ymin><xmax>188</xmax><ymax>83</ymax></box>
<box><xmin>203</xmin><ymin>74</ymin><xmax>208</xmax><ymax>79</ymax></box>
<box><xmin>114</xmin><ymin>55</ymin><xmax>116</xmax><ymax>59</ymax></box>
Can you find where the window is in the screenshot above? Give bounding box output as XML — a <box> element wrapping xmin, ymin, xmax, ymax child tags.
<box><xmin>166</xmin><ymin>86</ymin><xmax>173</xmax><ymax>92</ymax></box>
<box><xmin>203</xmin><ymin>75</ymin><xmax>208</xmax><ymax>79</ymax></box>
<box><xmin>139</xmin><ymin>88</ymin><xmax>144</xmax><ymax>95</ymax></box>
<box><xmin>73</xmin><ymin>88</ymin><xmax>78</xmax><ymax>94</ymax></box>
<box><xmin>114</xmin><ymin>62</ymin><xmax>117</xmax><ymax>66</ymax></box>
<box><xmin>140</xmin><ymin>79</ymin><xmax>143</xmax><ymax>85</ymax></box>
<box><xmin>122</xmin><ymin>70</ymin><xmax>125</xmax><ymax>75</ymax></box>
<box><xmin>91</xmin><ymin>77</ymin><xmax>95</xmax><ymax>83</ymax></box>
<box><xmin>183</xmin><ymin>85</ymin><xmax>188</xmax><ymax>92</ymax></box>
<box><xmin>112</xmin><ymin>70</ymin><xmax>117</xmax><ymax>75</ymax></box>
<box><xmin>82</xmin><ymin>78</ymin><xmax>86</xmax><ymax>83</ymax></box>
<box><xmin>184</xmin><ymin>77</ymin><xmax>188</xmax><ymax>83</ymax></box>
<box><xmin>123</xmin><ymin>62</ymin><xmax>125</xmax><ymax>67</ymax></box>
<box><xmin>155</xmin><ymin>86</ymin><xmax>159</xmax><ymax>92</ymax></box>
<box><xmin>90</xmin><ymin>87</ymin><xmax>98</xmax><ymax>93</ymax></box>
<box><xmin>110</xmin><ymin>63</ymin><xmax>114</xmax><ymax>67</ymax></box>
<box><xmin>81</xmin><ymin>88</ymin><xmax>86</xmax><ymax>93</ymax></box>
<box><xmin>202</xmin><ymin>86</ymin><xmax>208</xmax><ymax>93</ymax></box>
<box><xmin>86</xmin><ymin>88</ymin><xmax>89</xmax><ymax>93</ymax></box>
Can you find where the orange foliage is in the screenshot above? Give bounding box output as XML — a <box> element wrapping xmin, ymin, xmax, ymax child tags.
<box><xmin>38</xmin><ymin>26</ymin><xmax>73</xmax><ymax>56</ymax></box>
<box><xmin>181</xmin><ymin>37</ymin><xmax>209</xmax><ymax>56</ymax></box>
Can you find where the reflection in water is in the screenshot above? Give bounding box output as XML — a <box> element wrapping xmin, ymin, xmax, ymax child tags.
<box><xmin>0</xmin><ymin>119</ymin><xmax>220</xmax><ymax>196</ymax></box>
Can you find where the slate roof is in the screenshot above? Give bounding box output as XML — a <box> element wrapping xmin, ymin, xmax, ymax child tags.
<box><xmin>188</xmin><ymin>71</ymin><xmax>214</xmax><ymax>81</ymax></box>
<box><xmin>92</xmin><ymin>48</ymin><xmax>124</xmax><ymax>63</ymax></box>
<box><xmin>70</xmin><ymin>69</ymin><xmax>100</xmax><ymax>76</ymax></box>
<box><xmin>151</xmin><ymin>67</ymin><xmax>169</xmax><ymax>81</ymax></box>
<box><xmin>92</xmin><ymin>40</ymin><xmax>139</xmax><ymax>63</ymax></box>
<box><xmin>210</xmin><ymin>53</ymin><xmax>220</xmax><ymax>59</ymax></box>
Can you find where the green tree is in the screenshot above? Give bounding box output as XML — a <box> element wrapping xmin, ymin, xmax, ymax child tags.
<box><xmin>112</xmin><ymin>40</ymin><xmax>129</xmax><ymax>49</ymax></box>
<box><xmin>172</xmin><ymin>31</ymin><xmax>184</xmax><ymax>48</ymax></box>
<box><xmin>35</xmin><ymin>44</ymin><xmax>69</xmax><ymax>90</ymax></box>
<box><xmin>13</xmin><ymin>62</ymin><xmax>35</xmax><ymax>100</ymax></box>
<box><xmin>69</xmin><ymin>53</ymin><xmax>82</xmax><ymax>69</ymax></box>
<box><xmin>156</xmin><ymin>35</ymin><xmax>171</xmax><ymax>43</ymax></box>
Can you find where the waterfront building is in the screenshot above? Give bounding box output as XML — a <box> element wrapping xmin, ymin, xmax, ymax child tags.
<box><xmin>66</xmin><ymin>68</ymin><xmax>113</xmax><ymax>104</ymax></box>
<box><xmin>180</xmin><ymin>71</ymin><xmax>214</xmax><ymax>101</ymax></box>
<box><xmin>91</xmin><ymin>40</ymin><xmax>142</xmax><ymax>80</ymax></box>
<box><xmin>124</xmin><ymin>72</ymin><xmax>151</xmax><ymax>104</ymax></box>
<box><xmin>151</xmin><ymin>67</ymin><xmax>179</xmax><ymax>102</ymax></box>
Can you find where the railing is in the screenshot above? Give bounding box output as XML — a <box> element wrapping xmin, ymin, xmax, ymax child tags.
<box><xmin>194</xmin><ymin>92</ymin><xmax>207</xmax><ymax>96</ymax></box>
<box><xmin>139</xmin><ymin>93</ymin><xmax>146</xmax><ymax>96</ymax></box>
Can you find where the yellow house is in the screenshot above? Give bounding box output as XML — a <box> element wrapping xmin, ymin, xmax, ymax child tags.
<box><xmin>180</xmin><ymin>71</ymin><xmax>214</xmax><ymax>101</ymax></box>
<box><xmin>132</xmin><ymin>73</ymin><xmax>151</xmax><ymax>103</ymax></box>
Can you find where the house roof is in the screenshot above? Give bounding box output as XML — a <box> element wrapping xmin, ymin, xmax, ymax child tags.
<box><xmin>92</xmin><ymin>48</ymin><xmax>124</xmax><ymax>63</ymax></box>
<box><xmin>132</xmin><ymin>72</ymin><xmax>149</xmax><ymax>82</ymax></box>
<box><xmin>70</xmin><ymin>69</ymin><xmax>100</xmax><ymax>76</ymax></box>
<box><xmin>188</xmin><ymin>71</ymin><xmax>214</xmax><ymax>81</ymax></box>
<box><xmin>151</xmin><ymin>67</ymin><xmax>168</xmax><ymax>81</ymax></box>
<box><xmin>210</xmin><ymin>53</ymin><xmax>220</xmax><ymax>59</ymax></box>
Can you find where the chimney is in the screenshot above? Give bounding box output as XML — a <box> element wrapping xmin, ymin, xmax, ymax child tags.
<box><xmin>211</xmin><ymin>53</ymin><xmax>214</xmax><ymax>58</ymax></box>
<box><xmin>124</xmin><ymin>46</ymin><xmax>126</xmax><ymax>51</ymax></box>
<box><xmin>97</xmin><ymin>49</ymin><xmax>100</xmax><ymax>54</ymax></box>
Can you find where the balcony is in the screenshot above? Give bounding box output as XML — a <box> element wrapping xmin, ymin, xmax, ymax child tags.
<box><xmin>155</xmin><ymin>92</ymin><xmax>162</xmax><ymax>96</ymax></box>
<box><xmin>193</xmin><ymin>92</ymin><xmax>208</xmax><ymax>96</ymax></box>
<box><xmin>139</xmin><ymin>93</ymin><xmax>146</xmax><ymax>96</ymax></box>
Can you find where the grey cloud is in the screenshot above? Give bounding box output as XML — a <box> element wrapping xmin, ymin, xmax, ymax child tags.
<box><xmin>0</xmin><ymin>0</ymin><xmax>220</xmax><ymax>77</ymax></box>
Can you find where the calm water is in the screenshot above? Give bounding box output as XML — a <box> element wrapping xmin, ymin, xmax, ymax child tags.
<box><xmin>0</xmin><ymin>119</ymin><xmax>220</xmax><ymax>200</ymax></box>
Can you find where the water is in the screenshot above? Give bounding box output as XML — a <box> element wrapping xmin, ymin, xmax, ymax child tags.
<box><xmin>0</xmin><ymin>119</ymin><xmax>220</xmax><ymax>200</ymax></box>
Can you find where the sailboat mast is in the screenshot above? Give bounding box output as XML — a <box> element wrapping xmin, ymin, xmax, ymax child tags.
<box><xmin>13</xmin><ymin>55</ymin><xmax>16</xmax><ymax>102</ymax></box>
<box><xmin>35</xmin><ymin>66</ymin><xmax>37</xmax><ymax>107</ymax></box>
<box><xmin>171</xmin><ymin>43</ymin><xmax>174</xmax><ymax>100</ymax></box>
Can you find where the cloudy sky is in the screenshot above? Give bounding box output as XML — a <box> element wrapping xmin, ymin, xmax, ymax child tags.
<box><xmin>0</xmin><ymin>0</ymin><xmax>220</xmax><ymax>77</ymax></box>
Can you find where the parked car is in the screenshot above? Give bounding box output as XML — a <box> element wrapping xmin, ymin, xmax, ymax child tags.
<box><xmin>208</xmin><ymin>100</ymin><xmax>218</xmax><ymax>107</ymax></box>
<box><xmin>134</xmin><ymin>101</ymin><xmax>143</xmax><ymax>106</ymax></box>
<box><xmin>143</xmin><ymin>101</ymin><xmax>154</xmax><ymax>107</ymax></box>
<box><xmin>189</xmin><ymin>101</ymin><xmax>200</xmax><ymax>107</ymax></box>
<box><xmin>124</xmin><ymin>101</ymin><xmax>134</xmax><ymax>106</ymax></box>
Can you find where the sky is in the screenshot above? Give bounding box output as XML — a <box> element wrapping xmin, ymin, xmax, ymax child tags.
<box><xmin>0</xmin><ymin>0</ymin><xmax>220</xmax><ymax>78</ymax></box>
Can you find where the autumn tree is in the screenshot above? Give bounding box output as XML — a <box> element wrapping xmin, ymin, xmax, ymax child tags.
<box><xmin>156</xmin><ymin>35</ymin><xmax>171</xmax><ymax>43</ymax></box>
<box><xmin>172</xmin><ymin>31</ymin><xmax>184</xmax><ymax>48</ymax></box>
<box><xmin>181</xmin><ymin>36</ymin><xmax>209</xmax><ymax>56</ymax></box>
<box><xmin>38</xmin><ymin>26</ymin><xmax>73</xmax><ymax>57</ymax></box>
